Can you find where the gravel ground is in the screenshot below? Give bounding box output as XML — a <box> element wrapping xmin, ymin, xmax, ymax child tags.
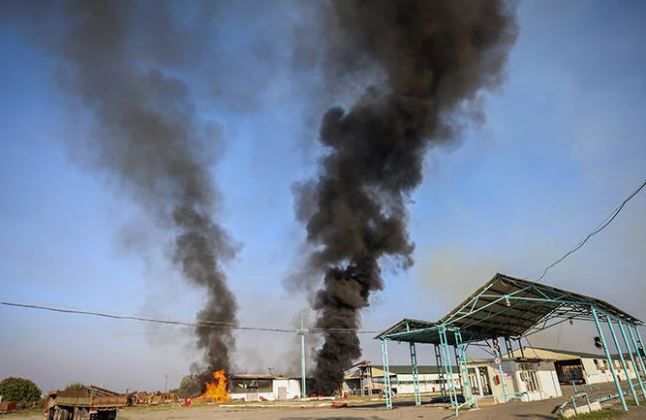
<box><xmin>117</xmin><ymin>400</ymin><xmax>646</xmax><ymax>420</ymax></box>
<box><xmin>7</xmin><ymin>383</ymin><xmax>646</xmax><ymax>419</ymax></box>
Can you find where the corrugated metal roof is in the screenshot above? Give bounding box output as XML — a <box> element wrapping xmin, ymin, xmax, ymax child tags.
<box><xmin>377</xmin><ymin>273</ymin><xmax>642</xmax><ymax>344</ymax></box>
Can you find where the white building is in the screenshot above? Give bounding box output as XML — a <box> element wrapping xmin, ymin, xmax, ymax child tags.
<box><xmin>468</xmin><ymin>357</ymin><xmax>562</xmax><ymax>403</ymax></box>
<box><xmin>344</xmin><ymin>358</ymin><xmax>561</xmax><ymax>403</ymax></box>
<box><xmin>344</xmin><ymin>361</ymin><xmax>463</xmax><ymax>396</ymax></box>
<box><xmin>508</xmin><ymin>347</ymin><xmax>639</xmax><ymax>385</ymax></box>
<box><xmin>229</xmin><ymin>374</ymin><xmax>302</xmax><ymax>401</ymax></box>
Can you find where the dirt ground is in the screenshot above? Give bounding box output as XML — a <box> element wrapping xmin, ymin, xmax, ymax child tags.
<box><xmin>113</xmin><ymin>399</ymin><xmax>646</xmax><ymax>420</ymax></box>
<box><xmin>8</xmin><ymin>383</ymin><xmax>646</xmax><ymax>419</ymax></box>
<box><xmin>9</xmin><ymin>401</ymin><xmax>646</xmax><ymax>420</ymax></box>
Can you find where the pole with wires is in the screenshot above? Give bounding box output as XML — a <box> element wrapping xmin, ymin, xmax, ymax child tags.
<box><xmin>299</xmin><ymin>312</ymin><xmax>307</xmax><ymax>399</ymax></box>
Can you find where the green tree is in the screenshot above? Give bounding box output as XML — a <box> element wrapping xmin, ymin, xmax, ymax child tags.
<box><xmin>0</xmin><ymin>377</ymin><xmax>41</xmax><ymax>402</ymax></box>
<box><xmin>64</xmin><ymin>382</ymin><xmax>89</xmax><ymax>392</ymax></box>
<box><xmin>176</xmin><ymin>375</ymin><xmax>201</xmax><ymax>398</ymax></box>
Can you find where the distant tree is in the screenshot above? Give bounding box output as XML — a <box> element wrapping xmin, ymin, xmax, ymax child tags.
<box><xmin>176</xmin><ymin>375</ymin><xmax>202</xmax><ymax>398</ymax></box>
<box><xmin>64</xmin><ymin>382</ymin><xmax>89</xmax><ymax>392</ymax></box>
<box><xmin>0</xmin><ymin>377</ymin><xmax>41</xmax><ymax>402</ymax></box>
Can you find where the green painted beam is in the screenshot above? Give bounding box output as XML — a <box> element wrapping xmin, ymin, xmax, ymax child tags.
<box><xmin>592</xmin><ymin>307</ymin><xmax>628</xmax><ymax>412</ymax></box>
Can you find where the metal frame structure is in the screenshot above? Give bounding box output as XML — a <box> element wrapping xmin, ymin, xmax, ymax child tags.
<box><xmin>376</xmin><ymin>273</ymin><xmax>644</xmax><ymax>415</ymax></box>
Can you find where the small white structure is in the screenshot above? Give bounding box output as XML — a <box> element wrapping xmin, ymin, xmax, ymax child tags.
<box><xmin>229</xmin><ymin>374</ymin><xmax>302</xmax><ymax>401</ymax></box>
<box><xmin>344</xmin><ymin>362</ymin><xmax>463</xmax><ymax>396</ymax></box>
<box><xmin>271</xmin><ymin>378</ymin><xmax>301</xmax><ymax>400</ymax></box>
<box><xmin>468</xmin><ymin>358</ymin><xmax>562</xmax><ymax>402</ymax></box>
<box><xmin>508</xmin><ymin>347</ymin><xmax>639</xmax><ymax>385</ymax></box>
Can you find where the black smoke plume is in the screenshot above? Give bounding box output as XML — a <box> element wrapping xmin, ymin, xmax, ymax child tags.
<box><xmin>12</xmin><ymin>1</ymin><xmax>237</xmax><ymax>383</ymax></box>
<box><xmin>295</xmin><ymin>0</ymin><xmax>517</xmax><ymax>394</ymax></box>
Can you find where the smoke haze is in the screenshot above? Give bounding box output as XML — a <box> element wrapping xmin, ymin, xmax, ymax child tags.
<box><xmin>295</xmin><ymin>0</ymin><xmax>518</xmax><ymax>394</ymax></box>
<box><xmin>16</xmin><ymin>0</ymin><xmax>238</xmax><ymax>385</ymax></box>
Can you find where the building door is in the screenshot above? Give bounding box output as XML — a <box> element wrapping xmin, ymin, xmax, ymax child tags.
<box><xmin>479</xmin><ymin>367</ymin><xmax>492</xmax><ymax>395</ymax></box>
<box><xmin>554</xmin><ymin>360</ymin><xmax>585</xmax><ymax>384</ymax></box>
<box><xmin>277</xmin><ymin>387</ymin><xmax>287</xmax><ymax>400</ymax></box>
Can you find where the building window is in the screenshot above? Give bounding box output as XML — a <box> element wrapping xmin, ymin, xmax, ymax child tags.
<box><xmin>518</xmin><ymin>363</ymin><xmax>539</xmax><ymax>393</ymax></box>
<box><xmin>594</xmin><ymin>359</ymin><xmax>607</xmax><ymax>372</ymax></box>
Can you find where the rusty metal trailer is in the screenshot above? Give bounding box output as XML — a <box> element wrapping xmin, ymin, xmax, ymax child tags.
<box><xmin>47</xmin><ymin>389</ymin><xmax>127</xmax><ymax>420</ymax></box>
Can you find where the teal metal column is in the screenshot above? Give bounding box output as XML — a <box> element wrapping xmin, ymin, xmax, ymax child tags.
<box><xmin>629</xmin><ymin>325</ymin><xmax>646</xmax><ymax>379</ymax></box>
<box><xmin>454</xmin><ymin>329</ymin><xmax>475</xmax><ymax>408</ymax></box>
<box><xmin>434</xmin><ymin>344</ymin><xmax>446</xmax><ymax>396</ymax></box>
<box><xmin>635</xmin><ymin>327</ymin><xmax>646</xmax><ymax>370</ymax></box>
<box><xmin>606</xmin><ymin>315</ymin><xmax>639</xmax><ymax>405</ymax></box>
<box><xmin>404</xmin><ymin>321</ymin><xmax>421</xmax><ymax>406</ymax></box>
<box><xmin>380</xmin><ymin>339</ymin><xmax>393</xmax><ymax>409</ymax></box>
<box><xmin>619</xmin><ymin>321</ymin><xmax>646</xmax><ymax>400</ymax></box>
<box><xmin>439</xmin><ymin>326</ymin><xmax>458</xmax><ymax>415</ymax></box>
<box><xmin>494</xmin><ymin>340</ymin><xmax>508</xmax><ymax>403</ymax></box>
<box><xmin>409</xmin><ymin>342</ymin><xmax>421</xmax><ymax>406</ymax></box>
<box><xmin>504</xmin><ymin>336</ymin><xmax>513</xmax><ymax>358</ymax></box>
<box><xmin>592</xmin><ymin>307</ymin><xmax>628</xmax><ymax>412</ymax></box>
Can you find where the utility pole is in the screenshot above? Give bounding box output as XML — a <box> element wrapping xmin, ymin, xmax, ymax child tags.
<box><xmin>299</xmin><ymin>312</ymin><xmax>307</xmax><ymax>399</ymax></box>
<box><xmin>164</xmin><ymin>375</ymin><xmax>168</xmax><ymax>393</ymax></box>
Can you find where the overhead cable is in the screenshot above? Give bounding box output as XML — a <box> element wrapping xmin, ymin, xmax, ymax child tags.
<box><xmin>0</xmin><ymin>300</ymin><xmax>378</xmax><ymax>334</ymax></box>
<box><xmin>536</xmin><ymin>177</ymin><xmax>646</xmax><ymax>281</ymax></box>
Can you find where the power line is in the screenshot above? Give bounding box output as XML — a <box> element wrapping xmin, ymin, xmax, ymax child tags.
<box><xmin>9</xmin><ymin>179</ymin><xmax>642</xmax><ymax>336</ymax></box>
<box><xmin>536</xmin><ymin>177</ymin><xmax>646</xmax><ymax>281</ymax></box>
<box><xmin>0</xmin><ymin>300</ymin><xmax>378</xmax><ymax>334</ymax></box>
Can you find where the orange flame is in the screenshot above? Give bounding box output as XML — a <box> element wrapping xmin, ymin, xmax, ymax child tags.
<box><xmin>200</xmin><ymin>370</ymin><xmax>230</xmax><ymax>402</ymax></box>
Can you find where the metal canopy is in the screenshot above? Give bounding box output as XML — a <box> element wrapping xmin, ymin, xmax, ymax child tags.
<box><xmin>376</xmin><ymin>273</ymin><xmax>646</xmax><ymax>415</ymax></box>
<box><xmin>377</xmin><ymin>273</ymin><xmax>642</xmax><ymax>344</ymax></box>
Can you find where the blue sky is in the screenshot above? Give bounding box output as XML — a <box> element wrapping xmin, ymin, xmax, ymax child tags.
<box><xmin>1</xmin><ymin>0</ymin><xmax>645</xmax><ymax>393</ymax></box>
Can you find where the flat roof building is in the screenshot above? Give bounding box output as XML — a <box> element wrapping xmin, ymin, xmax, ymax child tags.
<box><xmin>229</xmin><ymin>374</ymin><xmax>303</xmax><ymax>401</ymax></box>
<box><xmin>507</xmin><ymin>347</ymin><xmax>640</xmax><ymax>385</ymax></box>
<box><xmin>344</xmin><ymin>360</ymin><xmax>462</xmax><ymax>397</ymax></box>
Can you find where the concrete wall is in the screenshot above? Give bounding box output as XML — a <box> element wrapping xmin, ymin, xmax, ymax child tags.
<box><xmin>394</xmin><ymin>373</ymin><xmax>461</xmax><ymax>395</ymax></box>
<box><xmin>230</xmin><ymin>391</ymin><xmax>274</xmax><ymax>402</ymax></box>
<box><xmin>230</xmin><ymin>379</ymin><xmax>301</xmax><ymax>401</ymax></box>
<box><xmin>510</xmin><ymin>348</ymin><xmax>639</xmax><ymax>386</ymax></box>
<box><xmin>581</xmin><ymin>357</ymin><xmax>637</xmax><ymax>384</ymax></box>
<box><xmin>272</xmin><ymin>379</ymin><xmax>301</xmax><ymax>400</ymax></box>
<box><xmin>537</xmin><ymin>369</ymin><xmax>562</xmax><ymax>399</ymax></box>
<box><xmin>470</xmin><ymin>360</ymin><xmax>562</xmax><ymax>403</ymax></box>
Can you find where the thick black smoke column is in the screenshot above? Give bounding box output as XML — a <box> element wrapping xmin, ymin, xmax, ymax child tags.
<box><xmin>20</xmin><ymin>1</ymin><xmax>238</xmax><ymax>383</ymax></box>
<box><xmin>296</xmin><ymin>0</ymin><xmax>517</xmax><ymax>394</ymax></box>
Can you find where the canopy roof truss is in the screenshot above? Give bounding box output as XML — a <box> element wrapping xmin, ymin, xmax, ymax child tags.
<box><xmin>375</xmin><ymin>273</ymin><xmax>646</xmax><ymax>415</ymax></box>
<box><xmin>377</xmin><ymin>273</ymin><xmax>642</xmax><ymax>345</ymax></box>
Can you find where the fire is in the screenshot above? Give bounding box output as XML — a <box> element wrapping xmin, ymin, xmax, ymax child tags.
<box><xmin>200</xmin><ymin>370</ymin><xmax>230</xmax><ymax>402</ymax></box>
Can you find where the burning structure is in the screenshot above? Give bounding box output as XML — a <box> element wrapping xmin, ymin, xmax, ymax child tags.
<box><xmin>295</xmin><ymin>0</ymin><xmax>518</xmax><ymax>394</ymax></box>
<box><xmin>200</xmin><ymin>370</ymin><xmax>230</xmax><ymax>403</ymax></box>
